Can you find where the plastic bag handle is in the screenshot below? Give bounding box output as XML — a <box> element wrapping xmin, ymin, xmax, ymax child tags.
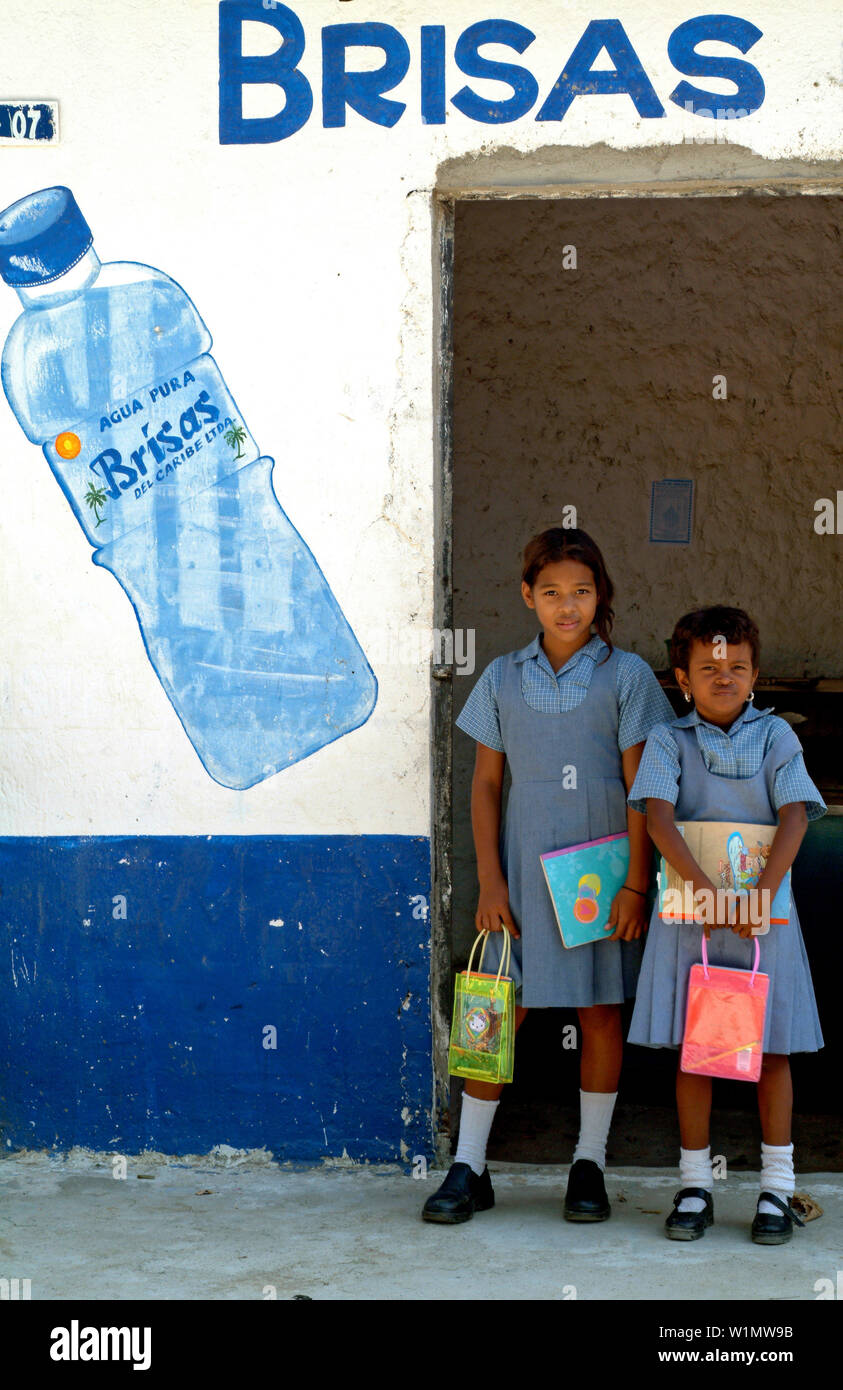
<box><xmin>466</xmin><ymin>930</ymin><xmax>487</xmax><ymax>978</ymax></box>
<box><xmin>466</xmin><ymin>924</ymin><xmax>511</xmax><ymax>985</ymax></box>
<box><xmin>495</xmin><ymin>925</ymin><xmax>511</xmax><ymax>985</ymax></box>
<box><xmin>700</xmin><ymin>931</ymin><xmax>760</xmax><ymax>983</ymax></box>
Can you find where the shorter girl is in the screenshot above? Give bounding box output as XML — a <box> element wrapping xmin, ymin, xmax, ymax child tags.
<box><xmin>628</xmin><ymin>606</ymin><xmax>825</xmax><ymax>1244</ymax></box>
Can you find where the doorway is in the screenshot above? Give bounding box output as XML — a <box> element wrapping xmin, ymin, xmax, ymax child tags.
<box><xmin>434</xmin><ymin>187</ymin><xmax>843</xmax><ymax>1168</ymax></box>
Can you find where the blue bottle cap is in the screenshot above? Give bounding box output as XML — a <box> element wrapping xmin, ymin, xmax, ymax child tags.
<box><xmin>0</xmin><ymin>186</ymin><xmax>93</xmax><ymax>287</ymax></box>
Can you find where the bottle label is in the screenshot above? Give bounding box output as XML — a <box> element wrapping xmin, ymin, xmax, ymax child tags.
<box><xmin>44</xmin><ymin>354</ymin><xmax>259</xmax><ymax>545</ymax></box>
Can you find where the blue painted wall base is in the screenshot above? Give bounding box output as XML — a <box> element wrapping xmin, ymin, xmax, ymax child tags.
<box><xmin>0</xmin><ymin>836</ymin><xmax>432</xmax><ymax>1162</ymax></box>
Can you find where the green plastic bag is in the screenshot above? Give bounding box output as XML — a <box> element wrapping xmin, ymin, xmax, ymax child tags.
<box><xmin>448</xmin><ymin>929</ymin><xmax>515</xmax><ymax>1084</ymax></box>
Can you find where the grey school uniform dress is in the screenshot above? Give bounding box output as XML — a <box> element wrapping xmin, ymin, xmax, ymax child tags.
<box><xmin>627</xmin><ymin>704</ymin><xmax>825</xmax><ymax>1054</ymax></box>
<box><xmin>456</xmin><ymin>634</ymin><xmax>674</xmax><ymax>1008</ymax></box>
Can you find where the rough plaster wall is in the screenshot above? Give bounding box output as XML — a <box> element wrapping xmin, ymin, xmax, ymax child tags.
<box><xmin>0</xmin><ymin>1</ymin><xmax>433</xmax><ymax>837</ymax></box>
<box><xmin>451</xmin><ymin>195</ymin><xmax>842</xmax><ymax>955</ymax></box>
<box><xmin>0</xmin><ymin>0</ymin><xmax>840</xmax><ymax>1161</ymax></box>
<box><xmin>0</xmin><ymin>1</ymin><xmax>841</xmax><ymax>838</ymax></box>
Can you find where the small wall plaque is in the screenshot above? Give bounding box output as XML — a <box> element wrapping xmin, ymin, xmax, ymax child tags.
<box><xmin>650</xmin><ymin>479</ymin><xmax>694</xmax><ymax>544</ymax></box>
<box><xmin>0</xmin><ymin>101</ymin><xmax>59</xmax><ymax>145</ymax></box>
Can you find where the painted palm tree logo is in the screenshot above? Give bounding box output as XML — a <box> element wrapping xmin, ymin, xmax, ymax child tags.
<box><xmin>84</xmin><ymin>479</ymin><xmax>108</xmax><ymax>528</ymax></box>
<box><xmin>224</xmin><ymin>423</ymin><xmax>247</xmax><ymax>460</ymax></box>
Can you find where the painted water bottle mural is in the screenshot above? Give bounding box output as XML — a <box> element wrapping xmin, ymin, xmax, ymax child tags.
<box><xmin>0</xmin><ymin>186</ymin><xmax>377</xmax><ymax>789</ymax></box>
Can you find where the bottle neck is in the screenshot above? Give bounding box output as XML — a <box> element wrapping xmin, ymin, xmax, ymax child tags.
<box><xmin>15</xmin><ymin>245</ymin><xmax>102</xmax><ymax>308</ymax></box>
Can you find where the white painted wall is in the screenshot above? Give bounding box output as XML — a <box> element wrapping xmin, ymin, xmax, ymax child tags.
<box><xmin>0</xmin><ymin>0</ymin><xmax>839</xmax><ymax>835</ymax></box>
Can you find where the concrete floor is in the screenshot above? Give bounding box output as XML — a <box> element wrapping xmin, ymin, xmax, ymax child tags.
<box><xmin>0</xmin><ymin>1151</ymin><xmax>839</xmax><ymax>1301</ymax></box>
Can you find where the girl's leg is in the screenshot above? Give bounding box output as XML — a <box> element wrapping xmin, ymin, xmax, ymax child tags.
<box><xmin>422</xmin><ymin>1007</ymin><xmax>529</xmax><ymax>1222</ymax></box>
<box><xmin>577</xmin><ymin>1003</ymin><xmax>622</xmax><ymax>1092</ymax></box>
<box><xmin>463</xmin><ymin>1005</ymin><xmax>529</xmax><ymax>1102</ymax></box>
<box><xmin>676</xmin><ymin>1064</ymin><xmax>713</xmax><ymax>1150</ymax></box>
<box><xmin>571</xmin><ymin>1004</ymin><xmax>622</xmax><ymax>1172</ymax></box>
<box><xmin>674</xmin><ymin>1061</ymin><xmax>714</xmax><ymax>1214</ymax></box>
<box><xmin>757</xmin><ymin>1053</ymin><xmax>792</xmax><ymax>1146</ymax></box>
<box><xmin>756</xmin><ymin>1054</ymin><xmax>795</xmax><ymax>1216</ymax></box>
<box><xmin>455</xmin><ymin>1006</ymin><xmax>528</xmax><ymax>1174</ymax></box>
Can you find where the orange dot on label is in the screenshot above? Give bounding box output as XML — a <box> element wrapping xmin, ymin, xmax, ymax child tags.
<box><xmin>55</xmin><ymin>432</ymin><xmax>81</xmax><ymax>459</ymax></box>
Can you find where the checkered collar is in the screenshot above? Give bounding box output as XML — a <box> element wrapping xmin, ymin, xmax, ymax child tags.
<box><xmin>671</xmin><ymin>701</ymin><xmax>772</xmax><ymax>736</ymax></box>
<box><xmin>513</xmin><ymin>632</ymin><xmax>607</xmax><ymax>676</ymax></box>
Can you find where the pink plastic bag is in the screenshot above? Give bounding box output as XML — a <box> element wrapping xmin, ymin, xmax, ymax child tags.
<box><xmin>680</xmin><ymin>935</ymin><xmax>769</xmax><ymax>1082</ymax></box>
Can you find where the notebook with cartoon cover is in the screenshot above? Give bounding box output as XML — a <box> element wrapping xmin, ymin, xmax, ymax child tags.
<box><xmin>658</xmin><ymin>822</ymin><xmax>790</xmax><ymax>935</ymax></box>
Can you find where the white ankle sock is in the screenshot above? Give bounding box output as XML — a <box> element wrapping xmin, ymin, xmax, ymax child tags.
<box><xmin>572</xmin><ymin>1089</ymin><xmax>617</xmax><ymax>1172</ymax></box>
<box><xmin>678</xmin><ymin>1147</ymin><xmax>713</xmax><ymax>1213</ymax></box>
<box><xmin>759</xmin><ymin>1141</ymin><xmax>795</xmax><ymax>1216</ymax></box>
<box><xmin>455</xmin><ymin>1094</ymin><xmax>499</xmax><ymax>1177</ymax></box>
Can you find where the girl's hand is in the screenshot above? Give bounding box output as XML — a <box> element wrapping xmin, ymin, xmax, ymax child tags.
<box><xmin>605</xmin><ymin>886</ymin><xmax>648</xmax><ymax>941</ymax></box>
<box><xmin>690</xmin><ymin>876</ymin><xmax>728</xmax><ymax>940</ymax></box>
<box><xmin>731</xmin><ymin>917</ymin><xmax>756</xmax><ymax>939</ymax></box>
<box><xmin>704</xmin><ymin>910</ymin><xmax>734</xmax><ymax>938</ymax></box>
<box><xmin>730</xmin><ymin>891</ymin><xmax>756</xmax><ymax>939</ymax></box>
<box><xmin>475</xmin><ymin>879</ymin><xmax>519</xmax><ymax>937</ymax></box>
<box><xmin>701</xmin><ymin>919</ymin><xmax>732</xmax><ymax>941</ymax></box>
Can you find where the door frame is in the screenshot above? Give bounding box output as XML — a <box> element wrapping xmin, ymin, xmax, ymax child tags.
<box><xmin>429</xmin><ymin>171</ymin><xmax>843</xmax><ymax>1155</ymax></box>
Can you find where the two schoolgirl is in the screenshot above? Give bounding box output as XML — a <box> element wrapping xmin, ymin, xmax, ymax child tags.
<box><xmin>422</xmin><ymin>527</ymin><xmax>824</xmax><ymax>1245</ymax></box>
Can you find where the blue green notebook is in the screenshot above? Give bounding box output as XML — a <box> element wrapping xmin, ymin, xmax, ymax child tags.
<box><xmin>540</xmin><ymin>832</ymin><xmax>631</xmax><ymax>948</ymax></box>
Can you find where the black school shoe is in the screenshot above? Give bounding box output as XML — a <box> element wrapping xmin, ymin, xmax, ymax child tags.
<box><xmin>665</xmin><ymin>1187</ymin><xmax>714</xmax><ymax>1240</ymax></box>
<box><xmin>563</xmin><ymin>1159</ymin><xmax>610</xmax><ymax>1222</ymax></box>
<box><xmin>421</xmin><ymin>1162</ymin><xmax>495</xmax><ymax>1224</ymax></box>
<box><xmin>751</xmin><ymin>1192</ymin><xmax>805</xmax><ymax>1246</ymax></box>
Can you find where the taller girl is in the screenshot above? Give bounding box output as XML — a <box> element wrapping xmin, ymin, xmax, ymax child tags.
<box><xmin>423</xmin><ymin>527</ymin><xmax>674</xmax><ymax>1224</ymax></box>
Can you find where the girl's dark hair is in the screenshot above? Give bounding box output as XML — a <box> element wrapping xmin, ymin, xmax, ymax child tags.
<box><xmin>669</xmin><ymin>606</ymin><xmax>761</xmax><ymax>672</ymax></box>
<box><xmin>521</xmin><ymin>527</ymin><xmax>615</xmax><ymax>656</ymax></box>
